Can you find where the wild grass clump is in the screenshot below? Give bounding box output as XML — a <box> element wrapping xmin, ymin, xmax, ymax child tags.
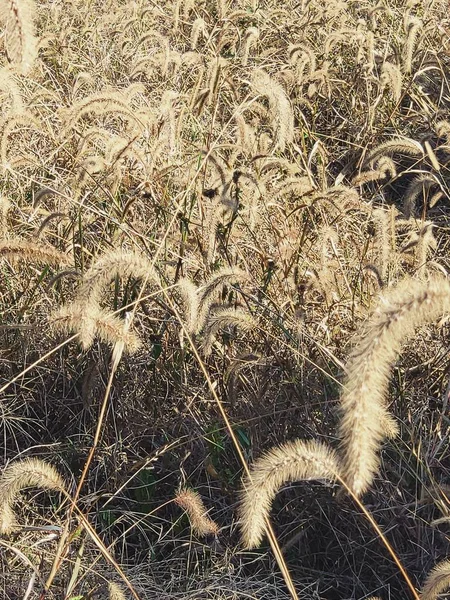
<box><xmin>1</xmin><ymin>0</ymin><xmax>450</xmax><ymax>598</ymax></box>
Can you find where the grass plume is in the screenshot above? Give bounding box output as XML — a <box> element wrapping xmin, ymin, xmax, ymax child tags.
<box><xmin>108</xmin><ymin>582</ymin><xmax>127</xmax><ymax>600</ymax></box>
<box><xmin>0</xmin><ymin>194</ymin><xmax>10</xmax><ymax>237</ymax></box>
<box><xmin>174</xmin><ymin>488</ymin><xmax>219</xmax><ymax>537</ymax></box>
<box><xmin>196</xmin><ymin>268</ymin><xmax>250</xmax><ymax>334</ymax></box>
<box><xmin>339</xmin><ymin>276</ymin><xmax>450</xmax><ymax>497</ymax></box>
<box><xmin>51</xmin><ymin>302</ymin><xmax>142</xmax><ymax>352</ymax></box>
<box><xmin>0</xmin><ymin>0</ymin><xmax>37</xmax><ymax>73</ymax></box>
<box><xmin>201</xmin><ymin>306</ymin><xmax>257</xmax><ymax>356</ymax></box>
<box><xmin>251</xmin><ymin>69</ymin><xmax>294</xmax><ymax>151</ymax></box>
<box><xmin>0</xmin><ymin>239</ymin><xmax>68</xmax><ymax>265</ymax></box>
<box><xmin>50</xmin><ymin>249</ymin><xmax>155</xmax><ymax>350</ymax></box>
<box><xmin>74</xmin><ymin>248</ymin><xmax>156</xmax><ymax>309</ymax></box>
<box><xmin>363</xmin><ymin>138</ymin><xmax>423</xmax><ymax>166</ymax></box>
<box><xmin>239</xmin><ymin>440</ymin><xmax>340</xmax><ymax>549</ymax></box>
<box><xmin>0</xmin><ymin>458</ymin><xmax>67</xmax><ymax>534</ymax></box>
<box><xmin>420</xmin><ymin>560</ymin><xmax>450</xmax><ymax>600</ymax></box>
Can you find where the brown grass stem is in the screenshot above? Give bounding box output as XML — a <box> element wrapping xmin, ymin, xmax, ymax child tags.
<box><xmin>159</xmin><ymin>285</ymin><xmax>300</xmax><ymax>600</ymax></box>
<box><xmin>44</xmin><ymin>340</ymin><xmax>125</xmax><ymax>595</ymax></box>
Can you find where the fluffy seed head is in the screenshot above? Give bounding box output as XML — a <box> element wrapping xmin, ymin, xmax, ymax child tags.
<box><xmin>0</xmin><ymin>458</ymin><xmax>67</xmax><ymax>534</ymax></box>
<box><xmin>0</xmin><ymin>240</ymin><xmax>69</xmax><ymax>265</ymax></box>
<box><xmin>175</xmin><ymin>488</ymin><xmax>219</xmax><ymax>536</ymax></box>
<box><xmin>420</xmin><ymin>559</ymin><xmax>450</xmax><ymax>600</ymax></box>
<box><xmin>0</xmin><ymin>0</ymin><xmax>37</xmax><ymax>74</ymax></box>
<box><xmin>108</xmin><ymin>582</ymin><xmax>126</xmax><ymax>600</ymax></box>
<box><xmin>239</xmin><ymin>439</ymin><xmax>340</xmax><ymax>549</ymax></box>
<box><xmin>339</xmin><ymin>276</ymin><xmax>450</xmax><ymax>497</ymax></box>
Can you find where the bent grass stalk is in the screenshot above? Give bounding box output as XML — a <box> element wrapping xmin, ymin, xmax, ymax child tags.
<box><xmin>0</xmin><ymin>458</ymin><xmax>141</xmax><ymax>599</ymax></box>
<box><xmin>159</xmin><ymin>285</ymin><xmax>300</xmax><ymax>600</ymax></box>
<box><xmin>239</xmin><ymin>439</ymin><xmax>340</xmax><ymax>549</ymax></box>
<box><xmin>69</xmin><ymin>499</ymin><xmax>175</xmax><ymax>591</ymax></box>
<box><xmin>44</xmin><ymin>332</ymin><xmax>128</xmax><ymax>595</ymax></box>
<box><xmin>339</xmin><ymin>475</ymin><xmax>420</xmax><ymax>600</ymax></box>
<box><xmin>61</xmin><ymin>498</ymin><xmax>142</xmax><ymax>600</ymax></box>
<box><xmin>0</xmin><ymin>458</ymin><xmax>67</xmax><ymax>534</ymax></box>
<box><xmin>237</xmin><ymin>433</ymin><xmax>419</xmax><ymax>599</ymax></box>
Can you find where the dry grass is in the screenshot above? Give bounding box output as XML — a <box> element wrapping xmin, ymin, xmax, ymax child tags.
<box><xmin>1</xmin><ymin>0</ymin><xmax>450</xmax><ymax>598</ymax></box>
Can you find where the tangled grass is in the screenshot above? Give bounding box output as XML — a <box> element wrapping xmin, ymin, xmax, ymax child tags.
<box><xmin>1</xmin><ymin>0</ymin><xmax>450</xmax><ymax>598</ymax></box>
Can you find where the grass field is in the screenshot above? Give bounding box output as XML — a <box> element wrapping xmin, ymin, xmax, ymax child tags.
<box><xmin>1</xmin><ymin>0</ymin><xmax>450</xmax><ymax>598</ymax></box>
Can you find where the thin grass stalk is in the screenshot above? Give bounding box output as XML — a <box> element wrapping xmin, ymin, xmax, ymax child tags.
<box><xmin>338</xmin><ymin>475</ymin><xmax>420</xmax><ymax>600</ymax></box>
<box><xmin>66</xmin><ymin>499</ymin><xmax>141</xmax><ymax>600</ymax></box>
<box><xmin>0</xmin><ymin>334</ymin><xmax>79</xmax><ymax>396</ymax></box>
<box><xmin>160</xmin><ymin>286</ymin><xmax>299</xmax><ymax>600</ymax></box>
<box><xmin>44</xmin><ymin>340</ymin><xmax>126</xmax><ymax>594</ymax></box>
<box><xmin>72</xmin><ymin>499</ymin><xmax>175</xmax><ymax>590</ymax></box>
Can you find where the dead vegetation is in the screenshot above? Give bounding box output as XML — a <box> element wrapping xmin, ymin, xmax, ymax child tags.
<box><xmin>1</xmin><ymin>0</ymin><xmax>450</xmax><ymax>598</ymax></box>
